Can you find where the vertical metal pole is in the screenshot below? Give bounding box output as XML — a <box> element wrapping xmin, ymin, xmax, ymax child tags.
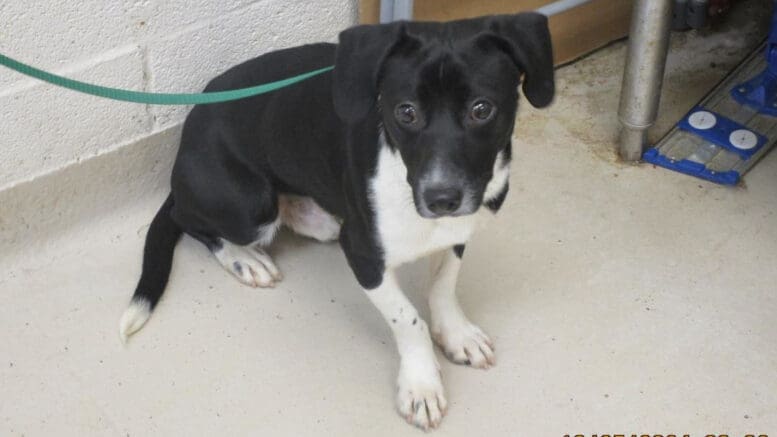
<box><xmin>392</xmin><ymin>0</ymin><xmax>414</xmax><ymax>21</ymax></box>
<box><xmin>379</xmin><ymin>0</ymin><xmax>395</xmax><ymax>23</ymax></box>
<box><xmin>617</xmin><ymin>0</ymin><xmax>673</xmax><ymax>161</ymax></box>
<box><xmin>380</xmin><ymin>0</ymin><xmax>413</xmax><ymax>23</ymax></box>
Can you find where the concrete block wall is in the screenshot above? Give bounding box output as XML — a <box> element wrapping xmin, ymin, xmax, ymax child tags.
<box><xmin>0</xmin><ymin>0</ymin><xmax>358</xmax><ymax>191</ymax></box>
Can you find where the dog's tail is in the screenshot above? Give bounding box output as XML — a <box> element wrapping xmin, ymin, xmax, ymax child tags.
<box><xmin>119</xmin><ymin>194</ymin><xmax>183</xmax><ymax>343</ymax></box>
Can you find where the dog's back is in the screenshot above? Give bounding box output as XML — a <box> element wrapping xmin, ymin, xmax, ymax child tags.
<box><xmin>173</xmin><ymin>43</ymin><xmax>349</xmax><ymax>221</ymax></box>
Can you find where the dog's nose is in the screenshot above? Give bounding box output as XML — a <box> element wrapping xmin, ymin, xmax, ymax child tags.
<box><xmin>424</xmin><ymin>188</ymin><xmax>462</xmax><ymax>215</ymax></box>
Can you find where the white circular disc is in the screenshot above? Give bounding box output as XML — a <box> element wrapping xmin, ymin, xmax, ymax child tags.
<box><xmin>729</xmin><ymin>129</ymin><xmax>758</xmax><ymax>150</ymax></box>
<box><xmin>688</xmin><ymin>110</ymin><xmax>717</xmax><ymax>130</ymax></box>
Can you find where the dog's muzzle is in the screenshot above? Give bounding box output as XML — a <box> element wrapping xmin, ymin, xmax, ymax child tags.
<box><xmin>422</xmin><ymin>187</ymin><xmax>463</xmax><ymax>216</ymax></box>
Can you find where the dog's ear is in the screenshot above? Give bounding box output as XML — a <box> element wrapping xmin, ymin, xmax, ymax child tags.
<box><xmin>333</xmin><ymin>23</ymin><xmax>406</xmax><ymax>123</ymax></box>
<box><xmin>476</xmin><ymin>13</ymin><xmax>555</xmax><ymax>108</ymax></box>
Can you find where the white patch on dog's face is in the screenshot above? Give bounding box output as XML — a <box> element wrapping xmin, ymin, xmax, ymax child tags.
<box><xmin>422</xmin><ymin>161</ymin><xmax>448</xmax><ymax>186</ymax></box>
<box><xmin>370</xmin><ymin>135</ymin><xmax>492</xmax><ymax>267</ymax></box>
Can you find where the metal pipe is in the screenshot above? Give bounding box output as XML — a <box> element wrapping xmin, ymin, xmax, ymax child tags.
<box><xmin>380</xmin><ymin>0</ymin><xmax>413</xmax><ymax>23</ymax></box>
<box><xmin>379</xmin><ymin>0</ymin><xmax>394</xmax><ymax>23</ymax></box>
<box><xmin>535</xmin><ymin>0</ymin><xmax>595</xmax><ymax>17</ymax></box>
<box><xmin>617</xmin><ymin>0</ymin><xmax>673</xmax><ymax>161</ymax></box>
<box><xmin>392</xmin><ymin>0</ymin><xmax>414</xmax><ymax>21</ymax></box>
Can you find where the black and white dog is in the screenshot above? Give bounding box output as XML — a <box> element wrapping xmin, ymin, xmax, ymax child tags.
<box><xmin>120</xmin><ymin>13</ymin><xmax>554</xmax><ymax>430</ymax></box>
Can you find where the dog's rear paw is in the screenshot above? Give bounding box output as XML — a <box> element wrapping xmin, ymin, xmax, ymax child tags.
<box><xmin>396</xmin><ymin>359</ymin><xmax>447</xmax><ymax>430</ymax></box>
<box><xmin>432</xmin><ymin>321</ymin><xmax>495</xmax><ymax>369</ymax></box>
<box><xmin>213</xmin><ymin>241</ymin><xmax>282</xmax><ymax>287</ymax></box>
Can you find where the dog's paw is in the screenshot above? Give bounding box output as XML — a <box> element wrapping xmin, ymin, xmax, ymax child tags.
<box><xmin>213</xmin><ymin>242</ymin><xmax>282</xmax><ymax>288</ymax></box>
<box><xmin>396</xmin><ymin>358</ymin><xmax>447</xmax><ymax>430</ymax></box>
<box><xmin>432</xmin><ymin>320</ymin><xmax>495</xmax><ymax>369</ymax></box>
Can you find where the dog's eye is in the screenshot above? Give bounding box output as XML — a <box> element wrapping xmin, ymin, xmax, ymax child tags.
<box><xmin>470</xmin><ymin>100</ymin><xmax>495</xmax><ymax>122</ymax></box>
<box><xmin>394</xmin><ymin>103</ymin><xmax>418</xmax><ymax>125</ymax></box>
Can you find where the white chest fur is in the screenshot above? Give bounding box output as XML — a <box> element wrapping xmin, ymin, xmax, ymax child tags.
<box><xmin>369</xmin><ymin>143</ymin><xmax>508</xmax><ymax>268</ymax></box>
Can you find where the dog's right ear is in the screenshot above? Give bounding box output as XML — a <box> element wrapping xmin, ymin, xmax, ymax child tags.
<box><xmin>333</xmin><ymin>23</ymin><xmax>405</xmax><ymax>123</ymax></box>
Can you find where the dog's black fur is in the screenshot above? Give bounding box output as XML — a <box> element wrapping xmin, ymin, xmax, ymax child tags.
<box><xmin>129</xmin><ymin>12</ymin><xmax>553</xmax><ymax>331</ymax></box>
<box><xmin>124</xmin><ymin>12</ymin><xmax>554</xmax><ymax>429</ymax></box>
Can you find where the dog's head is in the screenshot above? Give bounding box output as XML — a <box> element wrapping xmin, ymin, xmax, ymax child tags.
<box><xmin>333</xmin><ymin>13</ymin><xmax>554</xmax><ymax>218</ymax></box>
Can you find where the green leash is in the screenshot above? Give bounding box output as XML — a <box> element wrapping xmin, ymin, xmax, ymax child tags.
<box><xmin>0</xmin><ymin>53</ymin><xmax>334</xmax><ymax>105</ymax></box>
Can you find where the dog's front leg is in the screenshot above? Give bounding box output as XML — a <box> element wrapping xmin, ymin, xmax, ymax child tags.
<box><xmin>428</xmin><ymin>246</ymin><xmax>495</xmax><ymax>369</ymax></box>
<box><xmin>366</xmin><ymin>269</ymin><xmax>447</xmax><ymax>430</ymax></box>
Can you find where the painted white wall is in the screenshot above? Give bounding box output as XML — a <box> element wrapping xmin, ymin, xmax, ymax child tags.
<box><xmin>0</xmin><ymin>0</ymin><xmax>358</xmax><ymax>190</ymax></box>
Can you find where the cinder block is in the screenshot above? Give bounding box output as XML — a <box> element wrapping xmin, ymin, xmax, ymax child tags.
<box><xmin>0</xmin><ymin>1</ymin><xmax>136</xmax><ymax>88</ymax></box>
<box><xmin>0</xmin><ymin>46</ymin><xmax>151</xmax><ymax>189</ymax></box>
<box><xmin>146</xmin><ymin>0</ymin><xmax>357</xmax><ymax>128</ymax></box>
<box><xmin>124</xmin><ymin>0</ymin><xmax>259</xmax><ymax>40</ymax></box>
<box><xmin>0</xmin><ymin>0</ymin><xmax>357</xmax><ymax>190</ymax></box>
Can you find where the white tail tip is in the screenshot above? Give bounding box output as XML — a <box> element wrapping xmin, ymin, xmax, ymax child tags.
<box><xmin>119</xmin><ymin>298</ymin><xmax>152</xmax><ymax>344</ymax></box>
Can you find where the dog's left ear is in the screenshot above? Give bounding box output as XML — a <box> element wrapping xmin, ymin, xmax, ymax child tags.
<box><xmin>477</xmin><ymin>13</ymin><xmax>555</xmax><ymax>108</ymax></box>
<box><xmin>333</xmin><ymin>23</ymin><xmax>405</xmax><ymax>123</ymax></box>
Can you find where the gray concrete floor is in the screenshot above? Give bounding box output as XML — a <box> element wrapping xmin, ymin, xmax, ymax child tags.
<box><xmin>2</xmin><ymin>3</ymin><xmax>776</xmax><ymax>436</ymax></box>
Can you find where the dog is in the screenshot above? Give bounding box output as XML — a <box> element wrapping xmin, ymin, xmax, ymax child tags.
<box><xmin>119</xmin><ymin>12</ymin><xmax>554</xmax><ymax>430</ymax></box>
